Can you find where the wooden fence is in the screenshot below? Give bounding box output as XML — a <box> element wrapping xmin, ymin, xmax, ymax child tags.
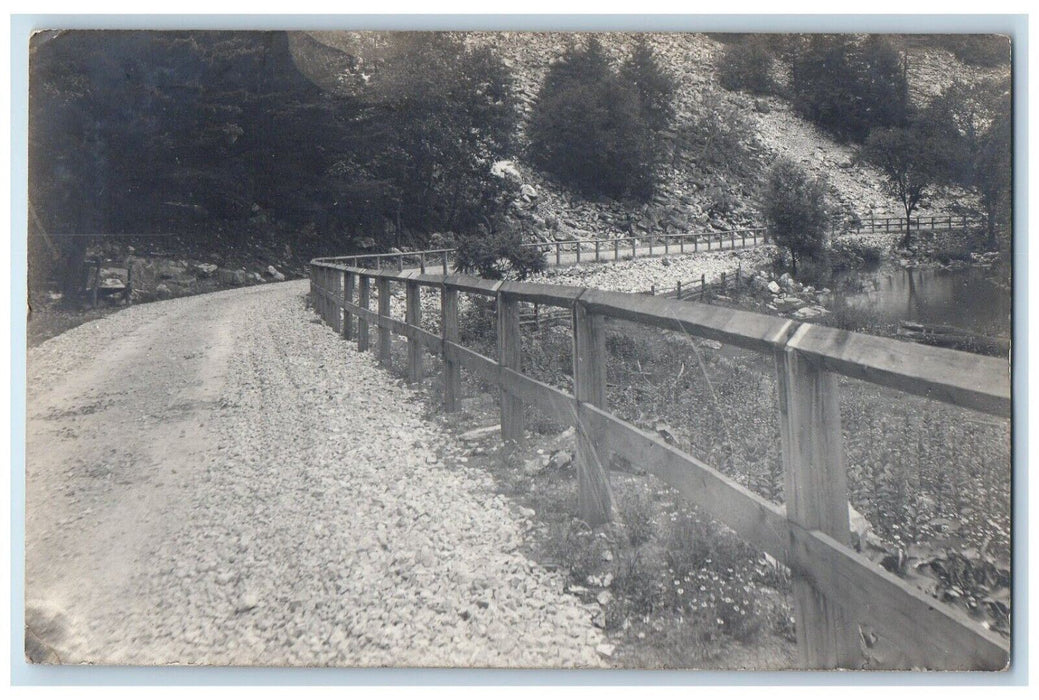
<box><xmin>847</xmin><ymin>213</ymin><xmax>984</xmax><ymax>236</ymax></box>
<box><xmin>324</xmin><ymin>228</ymin><xmax>768</xmax><ymax>273</ymax></box>
<box><xmin>308</xmin><ymin>259</ymin><xmax>1011</xmax><ymax>671</ymax></box>
<box><xmin>320</xmin><ymin>214</ymin><xmax>984</xmax><ymax>274</ymax></box>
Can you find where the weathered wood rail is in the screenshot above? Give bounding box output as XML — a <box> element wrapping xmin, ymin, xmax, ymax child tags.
<box><xmin>308</xmin><ymin>259</ymin><xmax>1011</xmax><ymax>671</ymax></box>
<box><xmin>316</xmin><ymin>213</ymin><xmax>983</xmax><ymax>274</ymax></box>
<box><xmin>323</xmin><ymin>227</ymin><xmax>767</xmax><ymax>272</ymax></box>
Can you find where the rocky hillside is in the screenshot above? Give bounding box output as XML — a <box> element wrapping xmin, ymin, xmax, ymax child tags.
<box><xmin>454</xmin><ymin>32</ymin><xmax>1007</xmax><ymax>240</ymax></box>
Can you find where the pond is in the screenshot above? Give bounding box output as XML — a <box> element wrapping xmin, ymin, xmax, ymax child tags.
<box><xmin>833</xmin><ymin>265</ymin><xmax>1012</xmax><ymax>340</ymax></box>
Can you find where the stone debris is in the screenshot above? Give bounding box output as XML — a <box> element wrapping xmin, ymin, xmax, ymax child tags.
<box><xmin>26</xmin><ymin>280</ymin><xmax>607</xmax><ymax>668</ymax></box>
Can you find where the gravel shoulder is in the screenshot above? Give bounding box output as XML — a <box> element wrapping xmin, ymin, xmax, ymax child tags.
<box><xmin>25</xmin><ymin>280</ymin><xmax>606</xmax><ymax>667</ymax></box>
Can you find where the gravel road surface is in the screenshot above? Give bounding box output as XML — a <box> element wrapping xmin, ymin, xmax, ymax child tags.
<box><xmin>26</xmin><ymin>280</ymin><xmax>606</xmax><ymax>667</ymax></box>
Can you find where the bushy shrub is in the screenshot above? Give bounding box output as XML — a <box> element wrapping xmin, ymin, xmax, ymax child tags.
<box><xmin>453</xmin><ymin>229</ymin><xmax>546</xmax><ymax>280</ymax></box>
<box><xmin>829</xmin><ymin>238</ymin><xmax>883</xmax><ymax>271</ymax></box>
<box><xmin>529</xmin><ymin>37</ymin><xmax>674</xmax><ymax>201</ymax></box>
<box><xmin>760</xmin><ymin>158</ymin><xmax>832</xmax><ymax>273</ymax></box>
<box><xmin>789</xmin><ymin>35</ymin><xmax>909</xmax><ymax>143</ymax></box>
<box><xmin>942</xmin><ymin>34</ymin><xmax>1011</xmax><ymax>67</ymax></box>
<box><xmin>717</xmin><ymin>38</ymin><xmax>775</xmax><ymax>95</ymax></box>
<box><xmin>675</xmin><ymin>90</ymin><xmax>760</xmax><ymax>180</ymax></box>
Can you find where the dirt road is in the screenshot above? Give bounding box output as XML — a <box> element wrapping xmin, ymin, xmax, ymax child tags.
<box><xmin>25</xmin><ymin>280</ymin><xmax>606</xmax><ymax>667</ymax></box>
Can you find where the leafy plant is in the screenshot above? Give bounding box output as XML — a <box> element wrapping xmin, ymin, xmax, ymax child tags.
<box><xmin>529</xmin><ymin>37</ymin><xmax>674</xmax><ymax>201</ymax></box>
<box><xmin>717</xmin><ymin>38</ymin><xmax>775</xmax><ymax>95</ymax></box>
<box><xmin>760</xmin><ymin>158</ymin><xmax>831</xmax><ymax>273</ymax></box>
<box><xmin>789</xmin><ymin>35</ymin><xmax>909</xmax><ymax>143</ymax></box>
<box><xmin>453</xmin><ymin>229</ymin><xmax>547</xmax><ymax>280</ymax></box>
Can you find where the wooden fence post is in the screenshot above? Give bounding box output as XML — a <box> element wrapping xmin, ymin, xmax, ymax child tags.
<box><xmin>443</xmin><ymin>251</ymin><xmax>449</xmax><ymax>275</ymax></box>
<box><xmin>775</xmin><ymin>342</ymin><xmax>860</xmax><ymax>669</ymax></box>
<box><xmin>406</xmin><ymin>279</ymin><xmax>422</xmax><ymax>384</ymax></box>
<box><xmin>614</xmin><ymin>239</ymin><xmax>620</xmax><ymax>260</ymax></box>
<box><xmin>576</xmin><ymin>242</ymin><xmax>581</xmax><ymax>263</ymax></box>
<box><xmin>573</xmin><ymin>300</ymin><xmax>614</xmax><ymax>526</ymax></box>
<box><xmin>664</xmin><ymin>236</ymin><xmax>669</xmax><ymax>255</ymax></box>
<box><xmin>556</xmin><ymin>242</ymin><xmax>562</xmax><ymax>266</ymax></box>
<box><xmin>376</xmin><ymin>277</ymin><xmax>392</xmax><ymax>368</ymax></box>
<box><xmin>343</xmin><ymin>271</ymin><xmax>355</xmax><ymax>340</ymax></box>
<box><xmin>334</xmin><ymin>270</ymin><xmax>344</xmax><ymax>334</ymax></box>
<box><xmin>497</xmin><ymin>292</ymin><xmax>525</xmax><ymax>448</ymax></box>
<box><xmin>676</xmin><ymin>281</ymin><xmax>682</xmax><ymax>300</ymax></box>
<box><xmin>595</xmin><ymin>240</ymin><xmax>601</xmax><ymax>262</ymax></box>
<box><xmin>357</xmin><ymin>275</ymin><xmax>371</xmax><ymax>352</ymax></box>
<box><xmin>631</xmin><ymin>237</ymin><xmax>637</xmax><ymax>259</ymax></box>
<box><xmin>442</xmin><ymin>285</ymin><xmax>460</xmax><ymax>412</ymax></box>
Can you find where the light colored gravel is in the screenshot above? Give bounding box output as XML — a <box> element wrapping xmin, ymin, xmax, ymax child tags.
<box><xmin>26</xmin><ymin>280</ymin><xmax>606</xmax><ymax>667</ymax></box>
<box><xmin>529</xmin><ymin>246</ymin><xmax>774</xmax><ymax>295</ymax></box>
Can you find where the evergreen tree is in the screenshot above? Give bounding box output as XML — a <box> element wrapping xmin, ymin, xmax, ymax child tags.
<box><xmin>529</xmin><ymin>37</ymin><xmax>673</xmax><ymax>201</ymax></box>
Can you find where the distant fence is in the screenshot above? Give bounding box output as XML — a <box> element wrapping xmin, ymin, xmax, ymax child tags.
<box><xmin>320</xmin><ymin>214</ymin><xmax>984</xmax><ymax>275</ymax></box>
<box><xmin>845</xmin><ymin>213</ymin><xmax>985</xmax><ymax>236</ymax></box>
<box><xmin>308</xmin><ymin>259</ymin><xmax>1010</xmax><ymax>671</ymax></box>
<box><xmin>323</xmin><ymin>227</ymin><xmax>768</xmax><ymax>274</ymax></box>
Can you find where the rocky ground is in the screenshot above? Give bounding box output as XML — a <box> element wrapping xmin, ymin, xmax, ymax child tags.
<box><xmin>25</xmin><ymin>280</ymin><xmax>608</xmax><ymax>667</ymax></box>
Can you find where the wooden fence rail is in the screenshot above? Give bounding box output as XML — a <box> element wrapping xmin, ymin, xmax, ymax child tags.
<box><xmin>318</xmin><ymin>214</ymin><xmax>986</xmax><ymax>273</ymax></box>
<box><xmin>308</xmin><ymin>259</ymin><xmax>1010</xmax><ymax>671</ymax></box>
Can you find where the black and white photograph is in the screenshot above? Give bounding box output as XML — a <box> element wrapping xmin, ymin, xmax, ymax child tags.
<box><xmin>21</xmin><ymin>24</ymin><xmax>1015</xmax><ymax>673</ymax></box>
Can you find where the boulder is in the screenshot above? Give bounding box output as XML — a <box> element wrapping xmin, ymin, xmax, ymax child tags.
<box><xmin>267</xmin><ymin>265</ymin><xmax>286</xmax><ymax>281</ymax></box>
<box><xmin>549</xmin><ymin>450</ymin><xmax>573</xmax><ymax>470</ymax></box>
<box><xmin>520</xmin><ymin>184</ymin><xmax>538</xmax><ymax>199</ymax></box>
<box><xmin>767</xmin><ymin>280</ymin><xmax>782</xmax><ymax>294</ymax></box>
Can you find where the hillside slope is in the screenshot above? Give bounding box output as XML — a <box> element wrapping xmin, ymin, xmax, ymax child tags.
<box><xmin>297</xmin><ymin>31</ymin><xmax>1004</xmax><ymax>243</ymax></box>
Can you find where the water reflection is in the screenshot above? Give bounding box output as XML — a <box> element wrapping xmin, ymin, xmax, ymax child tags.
<box><xmin>835</xmin><ymin>266</ymin><xmax>1011</xmax><ymax>339</ymax></box>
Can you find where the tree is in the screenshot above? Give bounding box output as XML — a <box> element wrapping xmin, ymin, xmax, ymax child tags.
<box><xmin>861</xmin><ymin>123</ymin><xmax>948</xmax><ymax>248</ymax></box>
<box><xmin>620</xmin><ymin>37</ymin><xmax>676</xmax><ymax>134</ymax></box>
<box><xmin>529</xmin><ymin>37</ymin><xmax>673</xmax><ymax>201</ymax></box>
<box><xmin>717</xmin><ymin>37</ymin><xmax>774</xmax><ymax>95</ymax></box>
<box><xmin>789</xmin><ymin>35</ymin><xmax>909</xmax><ymax>143</ymax></box>
<box><xmin>974</xmin><ymin>95</ymin><xmax>1012</xmax><ymax>247</ymax></box>
<box><xmin>922</xmin><ymin>78</ymin><xmax>1012</xmax><ymax>248</ymax></box>
<box><xmin>760</xmin><ymin>158</ymin><xmax>831</xmax><ymax>273</ymax></box>
<box><xmin>345</xmin><ymin>33</ymin><xmax>518</xmax><ymax>242</ymax></box>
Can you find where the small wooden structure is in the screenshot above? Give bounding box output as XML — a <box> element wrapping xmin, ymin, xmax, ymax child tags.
<box><xmin>82</xmin><ymin>257</ymin><xmax>132</xmax><ymax>308</ymax></box>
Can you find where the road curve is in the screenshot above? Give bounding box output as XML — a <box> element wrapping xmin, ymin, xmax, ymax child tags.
<box><xmin>25</xmin><ymin>280</ymin><xmax>605</xmax><ymax>667</ymax></box>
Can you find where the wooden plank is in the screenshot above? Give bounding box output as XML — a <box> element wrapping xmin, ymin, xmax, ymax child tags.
<box><xmin>499</xmin><ymin>367</ymin><xmax>577</xmax><ymax>427</ymax></box>
<box><xmin>442</xmin><ymin>286</ymin><xmax>460</xmax><ymax>412</ymax></box>
<box><xmin>582</xmin><ymin>401</ymin><xmax>1008</xmax><ymax>668</ymax></box>
<box><xmin>788</xmin><ymin>323</ymin><xmax>1010</xmax><ymax>418</ymax></box>
<box><xmin>376</xmin><ymin>277</ymin><xmax>392</xmax><ymax>368</ymax></box>
<box><xmin>357</xmin><ymin>275</ymin><xmax>371</xmax><ymax>352</ymax></box>
<box><xmin>497</xmin><ymin>293</ymin><xmax>525</xmax><ymax>447</ymax></box>
<box><xmin>581</xmin><ymin>403</ymin><xmax>790</xmax><ymax>561</ymax></box>
<box><xmin>790</xmin><ymin>526</ymin><xmax>1010</xmax><ymax>671</ymax></box>
<box><xmin>406</xmin><ymin>280</ymin><xmax>422</xmax><ymax>384</ymax></box>
<box><xmin>498</xmin><ymin>280</ymin><xmax>586</xmax><ymax>307</ymax></box>
<box><xmin>776</xmin><ymin>345</ymin><xmax>860</xmax><ymax>669</ymax></box>
<box><xmin>580</xmin><ymin>288</ymin><xmax>797</xmax><ymax>353</ymax></box>
<box><xmin>409</xmin><ymin>324</ymin><xmax>442</xmax><ymax>354</ymax></box>
<box><xmin>444</xmin><ymin>341</ymin><xmax>500</xmax><ymax>386</ymax></box>
<box><xmin>572</xmin><ymin>301</ymin><xmax>614</xmax><ymax>525</ymax></box>
<box><xmin>444</xmin><ymin>274</ymin><xmax>502</xmax><ymax>297</ymax></box>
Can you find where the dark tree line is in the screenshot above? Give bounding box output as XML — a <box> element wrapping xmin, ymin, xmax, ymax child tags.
<box><xmin>29</xmin><ymin>31</ymin><xmax>517</xmax><ymax>297</ymax></box>
<box><xmin>528</xmin><ymin>37</ymin><xmax>675</xmax><ymax>202</ymax></box>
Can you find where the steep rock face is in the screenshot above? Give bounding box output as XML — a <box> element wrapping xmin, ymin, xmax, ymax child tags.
<box><xmin>290</xmin><ymin>30</ymin><xmax>1009</xmax><ymax>240</ymax></box>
